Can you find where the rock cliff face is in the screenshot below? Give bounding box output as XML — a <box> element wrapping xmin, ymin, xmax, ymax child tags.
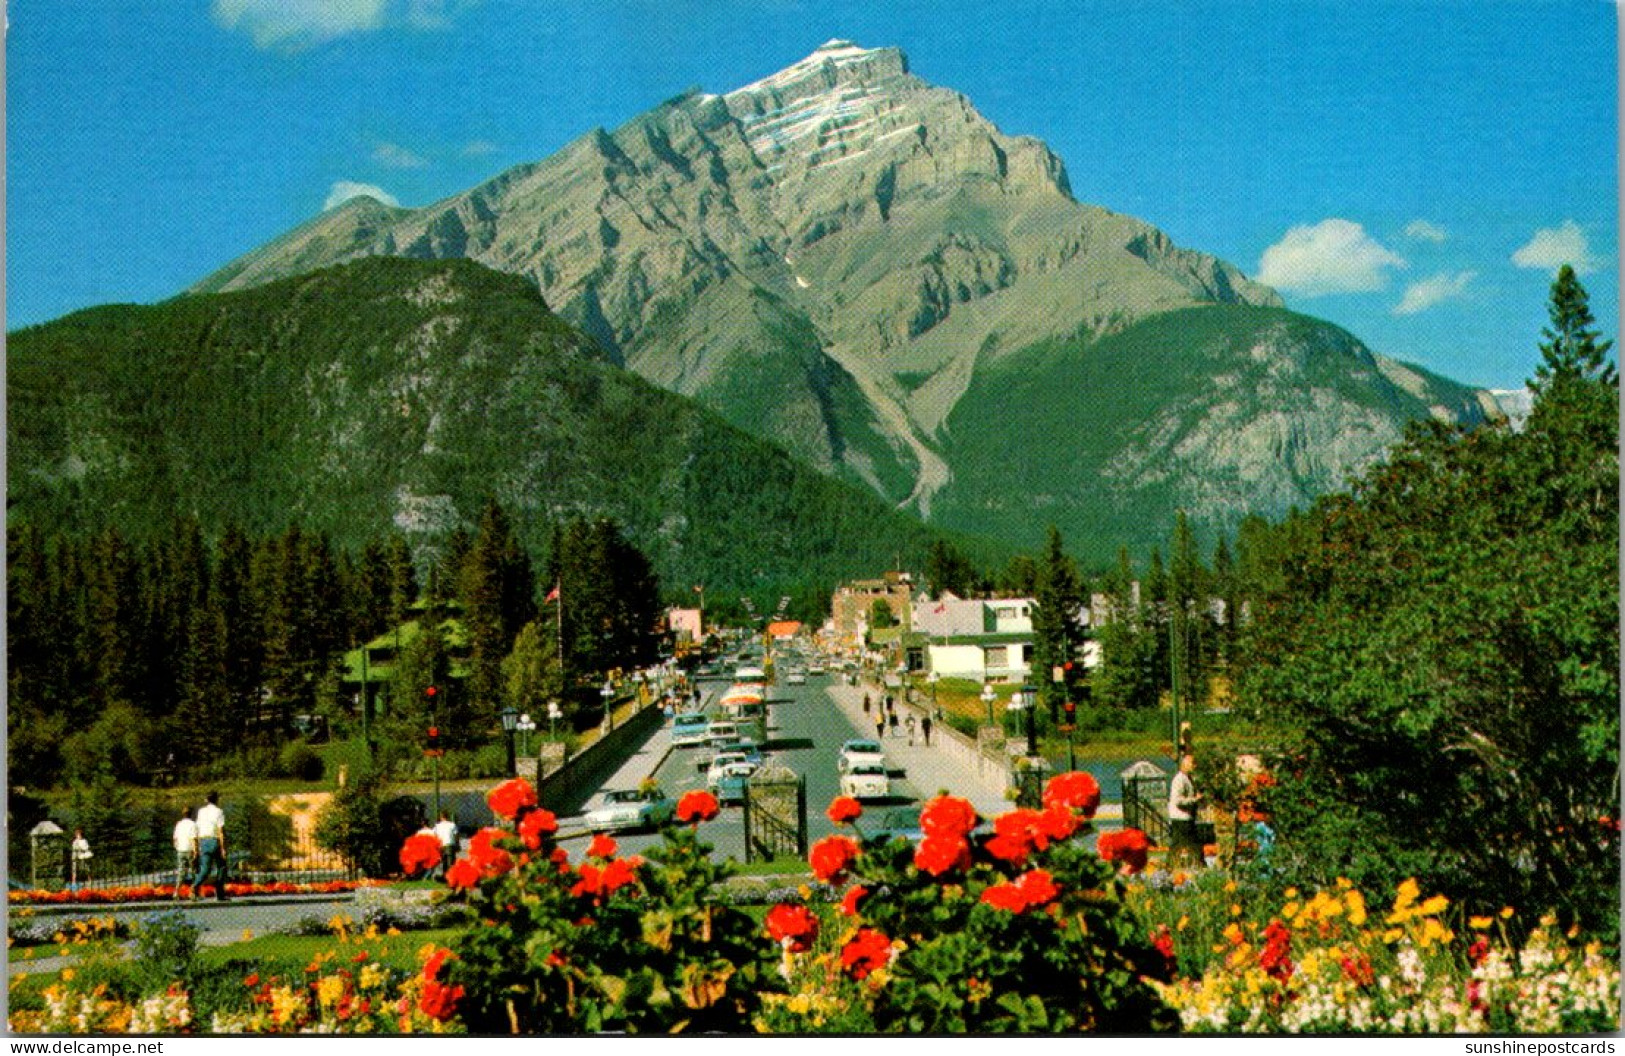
<box><xmin>192</xmin><ymin>41</ymin><xmax>1492</xmax><ymax>553</ymax></box>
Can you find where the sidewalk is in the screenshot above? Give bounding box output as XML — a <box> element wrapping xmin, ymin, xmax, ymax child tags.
<box><xmin>827</xmin><ymin>680</ymin><xmax>1011</xmax><ymax>819</ymax></box>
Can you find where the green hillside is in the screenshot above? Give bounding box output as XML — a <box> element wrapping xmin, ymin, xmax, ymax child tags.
<box><xmin>934</xmin><ymin>304</ymin><xmax>1494</xmax><ymax>559</ymax></box>
<box><xmin>8</xmin><ymin>257</ymin><xmax>991</xmax><ymax>597</ymax></box>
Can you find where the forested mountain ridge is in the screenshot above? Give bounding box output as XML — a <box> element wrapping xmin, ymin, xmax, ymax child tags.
<box><xmin>8</xmin><ymin>256</ymin><xmax>978</xmax><ymax>598</ymax></box>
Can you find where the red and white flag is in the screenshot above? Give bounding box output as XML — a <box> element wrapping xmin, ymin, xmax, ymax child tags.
<box><xmin>545</xmin><ymin>583</ymin><xmax>561</xmax><ymax>603</ymax></box>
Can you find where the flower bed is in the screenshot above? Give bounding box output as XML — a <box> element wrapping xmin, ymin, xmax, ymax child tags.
<box><xmin>8</xmin><ymin>774</ymin><xmax>1620</xmax><ymax>1035</ymax></box>
<box><xmin>8</xmin><ymin>879</ymin><xmax>384</xmax><ymax>906</ymax></box>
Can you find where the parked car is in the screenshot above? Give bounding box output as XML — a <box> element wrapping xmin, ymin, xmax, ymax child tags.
<box><xmin>837</xmin><ymin>739</ymin><xmax>886</xmax><ymax>773</ymax></box>
<box><xmin>584</xmin><ymin>787</ymin><xmax>675</xmax><ymax>833</ymax></box>
<box><xmin>714</xmin><ymin>768</ymin><xmax>749</xmax><ymax>806</ymax></box>
<box><xmin>707</xmin><ymin>752</ymin><xmax>758</xmax><ymax>789</ymax></box>
<box><xmin>807</xmin><ymin>663</ymin><xmax>826</xmax><ymax>676</ymax></box>
<box><xmin>671</xmin><ymin>713</ymin><xmax>711</xmax><ymax>747</ymax></box>
<box><xmin>839</xmin><ymin>761</ymin><xmax>890</xmax><ymax>801</ymax></box>
<box><xmin>785</xmin><ymin>670</ymin><xmax>806</xmax><ymax>685</ymax></box>
<box><xmin>706</xmin><ymin>720</ymin><xmax>740</xmax><ymax>745</ymax></box>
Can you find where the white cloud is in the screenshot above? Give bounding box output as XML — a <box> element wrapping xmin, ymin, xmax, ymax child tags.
<box><xmin>1511</xmin><ymin>220</ymin><xmax>1600</xmax><ymax>271</ymax></box>
<box><xmin>325</xmin><ymin>181</ymin><xmax>400</xmax><ymax>211</ymax></box>
<box><xmin>213</xmin><ymin>0</ymin><xmax>388</xmax><ymax>49</ymax></box>
<box><xmin>373</xmin><ymin>142</ymin><xmax>429</xmax><ymax>169</ymax></box>
<box><xmin>1394</xmin><ymin>271</ymin><xmax>1476</xmax><ymax>316</ymax></box>
<box><xmin>1256</xmin><ymin>219</ymin><xmax>1406</xmax><ymax>296</ymax></box>
<box><xmin>1404</xmin><ymin>220</ymin><xmax>1449</xmax><ymax>243</ymax></box>
<box><xmin>461</xmin><ymin>140</ymin><xmax>499</xmax><ymax>158</ymax></box>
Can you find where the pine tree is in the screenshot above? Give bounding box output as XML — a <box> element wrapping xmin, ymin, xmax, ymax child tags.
<box><xmin>1031</xmin><ymin>525</ymin><xmax>1086</xmax><ymax>719</ymax></box>
<box><xmin>1531</xmin><ymin>265</ymin><xmax>1616</xmax><ymax>395</ymax></box>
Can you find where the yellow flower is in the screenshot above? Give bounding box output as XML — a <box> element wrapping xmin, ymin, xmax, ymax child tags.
<box><xmin>1282</xmin><ymin>901</ymin><xmax>1300</xmax><ymax>920</ymax></box>
<box><xmin>1335</xmin><ymin>876</ymin><xmax>1354</xmax><ymax>890</ymax></box>
<box><xmin>60</xmin><ymin>968</ymin><xmax>76</xmax><ymax>983</ymax></box>
<box><xmin>1394</xmin><ymin>877</ymin><xmax>1420</xmax><ymax>909</ymax></box>
<box><xmin>1283</xmin><ymin>887</ymin><xmax>1298</xmax><ymax>900</ymax></box>
<box><xmin>1418</xmin><ymin>894</ymin><xmax>1448</xmax><ymax>916</ymax></box>
<box><xmin>1469</xmin><ymin>916</ymin><xmax>1493</xmax><ymax>930</ymax></box>
<box><xmin>1176</xmin><ymin>915</ymin><xmax>1190</xmax><ymax>932</ymax></box>
<box><xmin>1224</xmin><ymin>880</ymin><xmax>1238</xmax><ymax>893</ymax></box>
<box><xmin>1383</xmin><ymin>927</ymin><xmax>1405</xmax><ymax>943</ymax></box>
<box><xmin>1222</xmin><ymin>923</ymin><xmax>1245</xmax><ymax>945</ymax></box>
<box><xmin>241</xmin><ymin>929</ymin><xmax>254</xmax><ymax>941</ymax></box>
<box><xmin>1499</xmin><ymin>906</ymin><xmax>1514</xmax><ymax>919</ymax></box>
<box><xmin>315</xmin><ymin>975</ymin><xmax>345</xmax><ymax>1009</ymax></box>
<box><xmin>1230</xmin><ymin>903</ymin><xmax>1243</xmax><ymax>917</ymax></box>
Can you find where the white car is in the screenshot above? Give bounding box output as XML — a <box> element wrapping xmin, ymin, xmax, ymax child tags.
<box><xmin>583</xmin><ymin>788</ymin><xmax>675</xmax><ymax>833</ymax></box>
<box><xmin>707</xmin><ymin>751</ymin><xmax>758</xmax><ymax>788</ymax></box>
<box><xmin>837</xmin><ymin>738</ymin><xmax>886</xmax><ymax>773</ymax></box>
<box><xmin>785</xmin><ymin>671</ymin><xmax>806</xmax><ymax>685</ymax></box>
<box><xmin>840</xmin><ymin>761</ymin><xmax>890</xmax><ymax>801</ymax></box>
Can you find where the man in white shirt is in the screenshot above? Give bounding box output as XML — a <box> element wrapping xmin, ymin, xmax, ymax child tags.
<box><xmin>433</xmin><ymin>812</ymin><xmax>458</xmax><ymax>879</ymax></box>
<box><xmin>192</xmin><ymin>791</ymin><xmax>229</xmax><ymax>901</ymax></box>
<box><xmin>172</xmin><ymin>808</ymin><xmax>199</xmax><ymax>898</ymax></box>
<box><xmin>1167</xmin><ymin>755</ymin><xmax>1203</xmax><ymax>869</ymax></box>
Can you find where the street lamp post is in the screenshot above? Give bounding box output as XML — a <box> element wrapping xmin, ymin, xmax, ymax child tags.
<box><xmin>517</xmin><ymin>713</ymin><xmax>536</xmax><ymax>759</ymax></box>
<box><xmin>601</xmin><ymin>680</ymin><xmax>615</xmax><ymax>733</ymax></box>
<box><xmin>928</xmin><ymin>671</ymin><xmax>940</xmax><ymax>718</ymax></box>
<box><xmin>547</xmin><ymin>701</ymin><xmax>562</xmax><ymax>742</ymax></box>
<box><xmin>1020</xmin><ymin>684</ymin><xmax>1038</xmax><ymax>757</ymax></box>
<box><xmin>1007</xmin><ymin>687</ymin><xmax>1042</xmax><ymax>807</ymax></box>
<box><xmin>500</xmin><ymin>706</ymin><xmax>519</xmax><ymax>778</ymax></box>
<box><xmin>981</xmin><ymin>682</ymin><xmax>997</xmax><ymax>727</ymax></box>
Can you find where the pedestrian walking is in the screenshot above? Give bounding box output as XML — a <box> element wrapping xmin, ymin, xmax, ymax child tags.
<box><xmin>921</xmin><ymin>714</ymin><xmax>933</xmax><ymax>746</ymax></box>
<box><xmin>70</xmin><ymin>829</ymin><xmax>93</xmax><ymax>889</ymax></box>
<box><xmin>192</xmin><ymin>791</ymin><xmax>230</xmax><ymax>902</ymax></box>
<box><xmin>862</xmin><ymin>693</ymin><xmax>871</xmax><ymax>715</ymax></box>
<box><xmin>905</xmin><ymin>714</ymin><xmax>916</xmax><ymax>746</ymax></box>
<box><xmin>874</xmin><ymin>715</ymin><xmax>885</xmax><ymax>742</ymax></box>
<box><xmin>172</xmin><ymin>808</ymin><xmax>199</xmax><ymax>898</ymax></box>
<box><xmin>433</xmin><ymin>811</ymin><xmax>458</xmax><ymax>879</ymax></box>
<box><xmin>888</xmin><ymin>711</ymin><xmax>900</xmax><ymax>738</ymax></box>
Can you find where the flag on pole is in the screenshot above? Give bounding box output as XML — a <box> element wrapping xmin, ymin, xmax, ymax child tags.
<box><xmin>545</xmin><ymin>583</ymin><xmax>560</xmax><ymax>603</ymax></box>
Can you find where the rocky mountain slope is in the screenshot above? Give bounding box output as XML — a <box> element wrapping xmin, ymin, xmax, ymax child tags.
<box><xmin>193</xmin><ymin>40</ymin><xmax>1499</xmax><ymax>555</ymax></box>
<box><xmin>9</xmin><ymin>257</ymin><xmax>973</xmax><ymax>595</ymax></box>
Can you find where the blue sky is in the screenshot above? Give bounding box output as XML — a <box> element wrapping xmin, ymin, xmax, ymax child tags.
<box><xmin>8</xmin><ymin>0</ymin><xmax>1617</xmax><ymax>390</ymax></box>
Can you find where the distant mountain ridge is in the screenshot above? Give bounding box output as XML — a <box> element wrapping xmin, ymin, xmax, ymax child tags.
<box><xmin>187</xmin><ymin>40</ymin><xmax>1498</xmax><ymax>555</ymax></box>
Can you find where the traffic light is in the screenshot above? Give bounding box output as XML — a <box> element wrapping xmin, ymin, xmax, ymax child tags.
<box><xmin>425</xmin><ymin>684</ymin><xmax>438</xmax><ymax>700</ymax></box>
<box><xmin>1062</xmin><ymin>699</ymin><xmax>1076</xmax><ymax>731</ymax></box>
<box><xmin>425</xmin><ymin>725</ymin><xmax>444</xmax><ymax>757</ymax></box>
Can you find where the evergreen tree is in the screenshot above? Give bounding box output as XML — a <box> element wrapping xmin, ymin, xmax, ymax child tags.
<box><xmin>460</xmin><ymin>500</ymin><xmax>537</xmax><ymax>727</ymax></box>
<box><xmin>1168</xmin><ymin>512</ymin><xmax>1208</xmax><ymax>712</ymax></box>
<box><xmin>1531</xmin><ymin>265</ymin><xmax>1616</xmax><ymax>394</ymax></box>
<box><xmin>214</xmin><ymin>523</ymin><xmax>264</xmax><ymax>737</ymax></box>
<box><xmin>1031</xmin><ymin>525</ymin><xmax>1086</xmax><ymax>719</ymax></box>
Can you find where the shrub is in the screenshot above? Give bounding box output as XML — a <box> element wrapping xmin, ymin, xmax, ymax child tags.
<box><xmin>278</xmin><ymin>742</ymin><xmax>326</xmax><ymax>783</ymax></box>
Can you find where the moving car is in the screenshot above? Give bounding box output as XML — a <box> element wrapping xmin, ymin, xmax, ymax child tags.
<box><xmin>584</xmin><ymin>787</ymin><xmax>675</xmax><ymax>833</ymax></box>
<box><xmin>785</xmin><ymin>670</ymin><xmax>806</xmax><ymax>685</ymax></box>
<box><xmin>713</xmin><ymin>768</ymin><xmax>749</xmax><ymax>806</ymax></box>
<box><xmin>707</xmin><ymin>751</ymin><xmax>759</xmax><ymax>789</ymax></box>
<box><xmin>839</xmin><ymin>761</ymin><xmax>890</xmax><ymax>801</ymax></box>
<box><xmin>671</xmin><ymin>713</ymin><xmax>710</xmax><ymax>747</ymax></box>
<box><xmin>837</xmin><ymin>739</ymin><xmax>886</xmax><ymax>773</ymax></box>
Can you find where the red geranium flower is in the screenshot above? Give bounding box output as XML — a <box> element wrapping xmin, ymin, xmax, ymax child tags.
<box><xmin>827</xmin><ymin>796</ymin><xmax>863</xmax><ymax>825</ymax></box>
<box><xmin>912</xmin><ymin>834</ymin><xmax>970</xmax><ymax>877</ymax></box>
<box><xmin>1151</xmin><ymin>925</ymin><xmax>1176</xmax><ymax>970</ymax></box>
<box><xmin>486</xmin><ymin>777</ymin><xmax>538</xmax><ymax>821</ymax></box>
<box><xmin>1036</xmin><ymin>803</ymin><xmax>1079</xmax><ymax>842</ymax></box>
<box><xmin>809</xmin><ymin>834</ymin><xmax>861</xmax><ymax>884</ymax></box>
<box><xmin>1260</xmin><ymin>919</ymin><xmax>1293</xmax><ymax>981</ymax></box>
<box><xmin>468</xmin><ymin>827</ymin><xmax>515</xmax><ymax>878</ymax></box>
<box><xmin>980</xmin><ymin>881</ymin><xmax>1029</xmax><ymax>913</ymax></box>
<box><xmin>1097</xmin><ymin>828</ymin><xmax>1150</xmax><ymax>875</ymax></box>
<box><xmin>919</xmin><ymin>795</ymin><xmax>978</xmax><ymax>839</ymax></box>
<box><xmin>985</xmin><ymin>833</ymin><xmax>1030</xmax><ymax>865</ymax></box>
<box><xmin>587</xmin><ymin>832</ymin><xmax>618</xmax><ymax>859</ymax></box>
<box><xmin>399</xmin><ymin>833</ymin><xmax>443</xmax><ymax>877</ymax></box>
<box><xmin>840</xmin><ymin>928</ymin><xmax>892</xmax><ymax>980</ymax></box>
<box><xmin>1042</xmin><ymin>771</ymin><xmax>1102</xmax><ymax>817</ymax></box>
<box><xmin>518</xmin><ymin>808</ymin><xmax>559</xmax><ymax>850</ymax></box>
<box><xmin>445</xmin><ymin>857</ymin><xmax>481</xmax><ymax>890</ymax></box>
<box><xmin>571</xmin><ymin>858</ymin><xmax>639</xmax><ymax>901</ymax></box>
<box><xmin>765</xmin><ymin>903</ymin><xmax>820</xmax><ymax>952</ymax></box>
<box><xmin>676</xmin><ymin>789</ymin><xmax>720</xmax><ymax>824</ymax></box>
<box><xmin>840</xmin><ymin>885</ymin><xmax>869</xmax><ymax>917</ymax></box>
<box><xmin>1015</xmin><ymin>867</ymin><xmax>1059</xmax><ymax>906</ymax></box>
